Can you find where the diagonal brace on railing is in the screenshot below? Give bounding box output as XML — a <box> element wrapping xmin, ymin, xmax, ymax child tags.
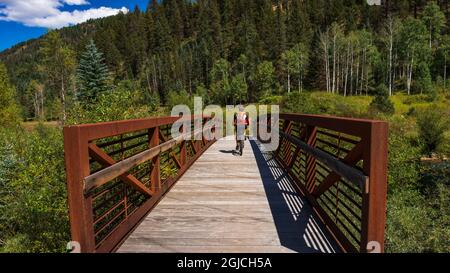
<box><xmin>286</xmin><ymin>124</ymin><xmax>307</xmax><ymax>169</ymax></box>
<box><xmin>278</xmin><ymin>130</ymin><xmax>369</xmax><ymax>192</ymax></box>
<box><xmin>83</xmin><ymin>125</ymin><xmax>213</xmax><ymax>193</ymax></box>
<box><xmin>312</xmin><ymin>141</ymin><xmax>365</xmax><ymax>197</ymax></box>
<box><xmin>87</xmin><ymin>143</ymin><xmax>153</xmax><ymax>196</ymax></box>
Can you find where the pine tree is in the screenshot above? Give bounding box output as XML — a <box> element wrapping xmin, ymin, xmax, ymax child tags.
<box><xmin>275</xmin><ymin>5</ymin><xmax>287</xmax><ymax>59</ymax></box>
<box><xmin>0</xmin><ymin>62</ymin><xmax>21</xmax><ymax>127</ymax></box>
<box><xmin>196</xmin><ymin>0</ymin><xmax>223</xmax><ymax>86</ymax></box>
<box><xmin>1</xmin><ymin>0</ymin><xmax>448</xmax><ymax>111</ymax></box>
<box><xmin>94</xmin><ymin>28</ymin><xmax>122</xmax><ymax>72</ymax></box>
<box><xmin>77</xmin><ymin>40</ymin><xmax>110</xmax><ymax>103</ymax></box>
<box><xmin>219</xmin><ymin>0</ymin><xmax>234</xmax><ymax>58</ymax></box>
<box><xmin>257</xmin><ymin>0</ymin><xmax>277</xmax><ymax>59</ymax></box>
<box><xmin>288</xmin><ymin>0</ymin><xmax>313</xmax><ymax>47</ymax></box>
<box><xmin>153</xmin><ymin>6</ymin><xmax>174</xmax><ymax>53</ymax></box>
<box><xmin>422</xmin><ymin>1</ymin><xmax>445</xmax><ymax>49</ymax></box>
<box><xmin>210</xmin><ymin>58</ymin><xmax>231</xmax><ymax>104</ymax></box>
<box><xmin>370</xmin><ymin>84</ymin><xmax>395</xmax><ymax>115</ymax></box>
<box><xmin>145</xmin><ymin>2</ymin><xmax>156</xmax><ymax>52</ymax></box>
<box><xmin>197</xmin><ymin>0</ymin><xmax>222</xmax><ymax>59</ymax></box>
<box><xmin>125</xmin><ymin>6</ymin><xmax>148</xmax><ymax>76</ymax></box>
<box><xmin>164</xmin><ymin>0</ymin><xmax>184</xmax><ymax>42</ymax></box>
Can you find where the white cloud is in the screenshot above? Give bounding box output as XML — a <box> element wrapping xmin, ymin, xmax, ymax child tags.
<box><xmin>63</xmin><ymin>0</ymin><xmax>90</xmax><ymax>5</ymax></box>
<box><xmin>0</xmin><ymin>0</ymin><xmax>128</xmax><ymax>29</ymax></box>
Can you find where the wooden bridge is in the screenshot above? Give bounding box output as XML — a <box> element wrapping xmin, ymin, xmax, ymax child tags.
<box><xmin>63</xmin><ymin>114</ymin><xmax>388</xmax><ymax>253</ymax></box>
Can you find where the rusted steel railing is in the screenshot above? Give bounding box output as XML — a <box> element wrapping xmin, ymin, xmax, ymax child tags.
<box><xmin>64</xmin><ymin>113</ymin><xmax>388</xmax><ymax>253</ymax></box>
<box><xmin>63</xmin><ymin>115</ymin><xmax>215</xmax><ymax>253</ymax></box>
<box><xmin>259</xmin><ymin>113</ymin><xmax>388</xmax><ymax>253</ymax></box>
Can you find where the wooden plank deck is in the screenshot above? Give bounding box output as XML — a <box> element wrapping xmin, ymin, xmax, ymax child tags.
<box><xmin>117</xmin><ymin>136</ymin><xmax>339</xmax><ymax>253</ymax></box>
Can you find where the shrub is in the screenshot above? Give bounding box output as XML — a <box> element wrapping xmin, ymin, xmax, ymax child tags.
<box><xmin>282</xmin><ymin>92</ymin><xmax>333</xmax><ymax>114</ymax></box>
<box><xmin>420</xmin><ymin>162</ymin><xmax>450</xmax><ymax>252</ymax></box>
<box><xmin>259</xmin><ymin>95</ymin><xmax>283</xmax><ymax>105</ymax></box>
<box><xmin>143</xmin><ymin>90</ymin><xmax>160</xmax><ymax>111</ymax></box>
<box><xmin>385</xmin><ymin>188</ymin><xmax>433</xmax><ymax>252</ymax></box>
<box><xmin>68</xmin><ymin>80</ymin><xmax>152</xmax><ymax>124</ymax></box>
<box><xmin>387</xmin><ymin>118</ymin><xmax>422</xmax><ymax>191</ymax></box>
<box><xmin>369</xmin><ymin>84</ymin><xmax>395</xmax><ymax>115</ymax></box>
<box><xmin>406</xmin><ymin>107</ymin><xmax>416</xmax><ymax>117</ymax></box>
<box><xmin>0</xmin><ymin>126</ymin><xmax>69</xmax><ymax>252</ymax></box>
<box><xmin>282</xmin><ymin>92</ymin><xmax>369</xmax><ymax>117</ymax></box>
<box><xmin>253</xmin><ymin>61</ymin><xmax>277</xmax><ymax>99</ymax></box>
<box><xmin>403</xmin><ymin>94</ymin><xmax>432</xmax><ymax>105</ymax></box>
<box><xmin>193</xmin><ymin>84</ymin><xmax>211</xmax><ymax>105</ymax></box>
<box><xmin>416</xmin><ymin>106</ymin><xmax>449</xmax><ymax>155</ymax></box>
<box><xmin>414</xmin><ymin>62</ymin><xmax>433</xmax><ymax>95</ymax></box>
<box><xmin>385</xmin><ymin>114</ymin><xmax>449</xmax><ymax>253</ymax></box>
<box><xmin>387</xmin><ymin>161</ymin><xmax>450</xmax><ymax>253</ymax></box>
<box><xmin>166</xmin><ymin>89</ymin><xmax>193</xmax><ymax>110</ymax></box>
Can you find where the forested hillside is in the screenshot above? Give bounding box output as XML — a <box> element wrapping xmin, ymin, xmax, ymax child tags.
<box><xmin>0</xmin><ymin>1</ymin><xmax>449</xmax><ymax>253</ymax></box>
<box><xmin>0</xmin><ymin>0</ymin><xmax>449</xmax><ymax>120</ymax></box>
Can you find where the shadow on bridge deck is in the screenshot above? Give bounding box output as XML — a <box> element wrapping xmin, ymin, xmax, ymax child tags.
<box><xmin>117</xmin><ymin>136</ymin><xmax>339</xmax><ymax>253</ymax></box>
<box><xmin>250</xmin><ymin>140</ymin><xmax>339</xmax><ymax>253</ymax></box>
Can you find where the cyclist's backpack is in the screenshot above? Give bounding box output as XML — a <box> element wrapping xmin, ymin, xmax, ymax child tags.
<box><xmin>236</xmin><ymin>112</ymin><xmax>247</xmax><ymax>125</ymax></box>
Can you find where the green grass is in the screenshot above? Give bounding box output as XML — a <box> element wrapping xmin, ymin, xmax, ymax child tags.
<box><xmin>21</xmin><ymin>121</ymin><xmax>59</xmax><ymax>131</ymax></box>
<box><xmin>390</xmin><ymin>92</ymin><xmax>450</xmax><ymax>115</ymax></box>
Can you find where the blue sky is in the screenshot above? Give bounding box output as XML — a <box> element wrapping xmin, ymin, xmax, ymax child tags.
<box><xmin>0</xmin><ymin>0</ymin><xmax>149</xmax><ymax>51</ymax></box>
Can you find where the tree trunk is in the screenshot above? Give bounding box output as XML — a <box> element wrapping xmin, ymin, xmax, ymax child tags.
<box><xmin>146</xmin><ymin>67</ymin><xmax>152</xmax><ymax>92</ymax></box>
<box><xmin>355</xmin><ymin>54</ymin><xmax>360</xmax><ymax>96</ymax></box>
<box><xmin>360</xmin><ymin>48</ymin><xmax>365</xmax><ymax>96</ymax></box>
<box><xmin>365</xmin><ymin>51</ymin><xmax>369</xmax><ymax>96</ymax></box>
<box><xmin>444</xmin><ymin>54</ymin><xmax>447</xmax><ymax>89</ymax></box>
<box><xmin>300</xmin><ymin>72</ymin><xmax>303</xmax><ymax>92</ymax></box>
<box><xmin>350</xmin><ymin>44</ymin><xmax>354</xmax><ymax>96</ymax></box>
<box><xmin>393</xmin><ymin>52</ymin><xmax>396</xmax><ymax>93</ymax></box>
<box><xmin>344</xmin><ymin>43</ymin><xmax>349</xmax><ymax>97</ymax></box>
<box><xmin>33</xmin><ymin>92</ymin><xmax>38</xmax><ymax>119</ymax></box>
<box><xmin>287</xmin><ymin>69</ymin><xmax>291</xmax><ymax>93</ymax></box>
<box><xmin>151</xmin><ymin>56</ymin><xmax>158</xmax><ymax>93</ymax></box>
<box><xmin>41</xmin><ymin>86</ymin><xmax>45</xmax><ymax>120</ymax></box>
<box><xmin>388</xmin><ymin>30</ymin><xmax>393</xmax><ymax>96</ymax></box>
<box><xmin>407</xmin><ymin>55</ymin><xmax>414</xmax><ymax>95</ymax></box>
<box><xmin>189</xmin><ymin>77</ymin><xmax>192</xmax><ymax>96</ymax></box>
<box><xmin>298</xmin><ymin>62</ymin><xmax>302</xmax><ymax>92</ymax></box>
<box><xmin>429</xmin><ymin>22</ymin><xmax>432</xmax><ymax>49</ymax></box>
<box><xmin>326</xmin><ymin>47</ymin><xmax>330</xmax><ymax>92</ymax></box>
<box><xmin>332</xmin><ymin>35</ymin><xmax>336</xmax><ymax>94</ymax></box>
<box><xmin>61</xmin><ymin>76</ymin><xmax>66</xmax><ymax>124</ymax></box>
<box><xmin>336</xmin><ymin>52</ymin><xmax>341</xmax><ymax>94</ymax></box>
<box><xmin>322</xmin><ymin>36</ymin><xmax>330</xmax><ymax>93</ymax></box>
<box><xmin>158</xmin><ymin>57</ymin><xmax>163</xmax><ymax>91</ymax></box>
<box><xmin>341</xmin><ymin>53</ymin><xmax>345</xmax><ymax>93</ymax></box>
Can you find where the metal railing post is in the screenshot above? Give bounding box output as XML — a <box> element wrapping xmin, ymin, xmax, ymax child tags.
<box><xmin>63</xmin><ymin>126</ymin><xmax>96</xmax><ymax>252</ymax></box>
<box><xmin>360</xmin><ymin>121</ymin><xmax>388</xmax><ymax>253</ymax></box>
<box><xmin>149</xmin><ymin>127</ymin><xmax>161</xmax><ymax>193</ymax></box>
